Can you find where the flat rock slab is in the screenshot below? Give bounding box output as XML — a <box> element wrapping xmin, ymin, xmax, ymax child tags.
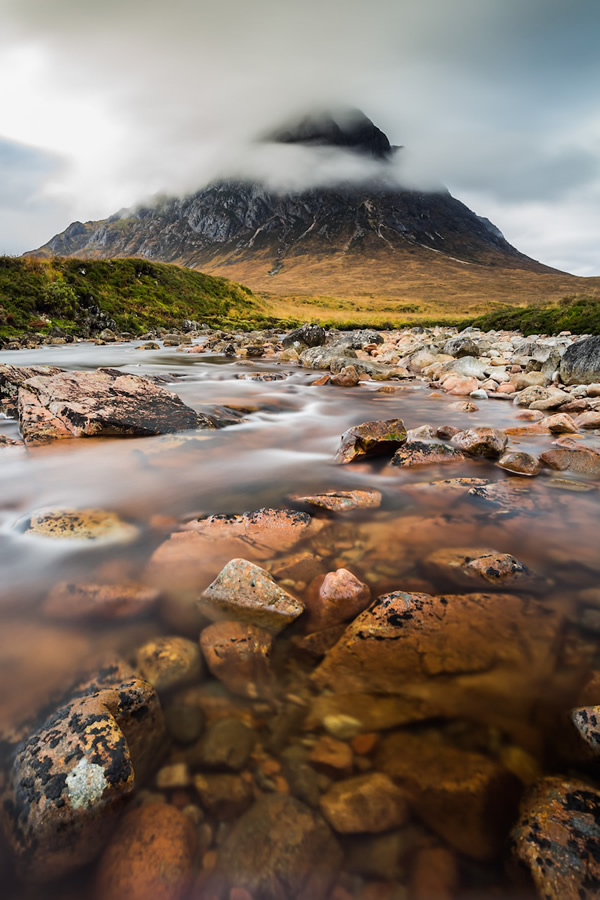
<box><xmin>288</xmin><ymin>489</ymin><xmax>382</xmax><ymax>511</ymax></box>
<box><xmin>181</xmin><ymin>508</ymin><xmax>313</xmax><ymax>559</ymax></box>
<box><xmin>15</xmin><ymin>366</ymin><xmax>199</xmax><ymax>443</ymax></box>
<box><xmin>22</xmin><ymin>508</ymin><xmax>139</xmax><ymax>544</ymax></box>
<box><xmin>541</xmin><ymin>439</ymin><xmax>600</xmax><ymax>478</ymax></box>
<box><xmin>424</xmin><ymin>547</ymin><xmax>545</xmax><ymax>591</ymax></box>
<box><xmin>199</xmin><ymin>558</ymin><xmax>305</xmax><ymax>634</ymax></box>
<box><xmin>509</xmin><ymin>777</ymin><xmax>600</xmax><ymax>899</ymax></box>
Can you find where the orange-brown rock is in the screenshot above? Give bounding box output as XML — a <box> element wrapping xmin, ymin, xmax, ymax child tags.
<box><xmin>303</xmin><ymin>568</ymin><xmax>371</xmax><ymax>631</ymax></box>
<box><xmin>94</xmin><ymin>803</ymin><xmax>196</xmax><ymax>900</ymax></box>
<box><xmin>134</xmin><ymin>636</ymin><xmax>203</xmax><ymax>692</ymax></box>
<box><xmin>199</xmin><ymin>558</ymin><xmax>304</xmax><ymax>634</ymax></box>
<box><xmin>199</xmin><ymin>621</ymin><xmax>273</xmax><ymax>698</ymax></box>
<box><xmin>2</xmin><ymin>676</ymin><xmax>165</xmax><ymax>881</ymax></box>
<box><xmin>574</xmin><ymin>410</ymin><xmax>600</xmax><ymax>428</ymax></box>
<box><xmin>193</xmin><ymin>773</ymin><xmax>253</xmax><ymax>820</ymax></box>
<box><xmin>288</xmin><ymin>489</ymin><xmax>382</xmax><ymax>512</ymax></box>
<box><xmin>509</xmin><ymin>777</ymin><xmax>600</xmax><ymax>900</ymax></box>
<box><xmin>541</xmin><ymin>439</ymin><xmax>600</xmax><ymax>477</ymax></box>
<box><xmin>212</xmin><ymin>794</ymin><xmax>342</xmax><ymax>900</ymax></box>
<box><xmin>424</xmin><ymin>548</ymin><xmax>544</xmax><ymax>591</ymax></box>
<box><xmin>389</xmin><ymin>441</ymin><xmax>466</xmax><ymax>468</ymax></box>
<box><xmin>450</xmin><ymin>427</ymin><xmax>508</xmax><ymax>458</ymax></box>
<box><xmin>545</xmin><ymin>412</ymin><xmax>578</xmax><ymax>434</ymax></box>
<box><xmin>442</xmin><ymin>375</ymin><xmax>479</xmax><ymax>396</ymax></box>
<box><xmin>377</xmin><ymin>733</ymin><xmax>521</xmax><ymax>861</ymax></box>
<box><xmin>497</xmin><ymin>450</ymin><xmax>541</xmax><ymax>476</ymax></box>
<box><xmin>42</xmin><ymin>581</ymin><xmax>159</xmax><ymax>620</ymax></box>
<box><xmin>310</xmin><ymin>735</ymin><xmax>354</xmax><ymax>775</ymax></box>
<box><xmin>336</xmin><ymin>419</ymin><xmax>406</xmax><ymax>464</ymax></box>
<box><xmin>320</xmin><ymin>773</ymin><xmax>408</xmax><ymax>834</ymax></box>
<box><xmin>181</xmin><ymin>508</ymin><xmax>313</xmax><ymax>560</ymax></box>
<box><xmin>410</xmin><ymin>845</ymin><xmax>459</xmax><ymax>900</ymax></box>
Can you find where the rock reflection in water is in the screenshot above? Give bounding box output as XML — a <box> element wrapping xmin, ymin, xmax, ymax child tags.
<box><xmin>0</xmin><ymin>341</ymin><xmax>600</xmax><ymax>899</ymax></box>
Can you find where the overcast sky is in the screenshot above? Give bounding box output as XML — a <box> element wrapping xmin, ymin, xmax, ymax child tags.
<box><xmin>0</xmin><ymin>0</ymin><xmax>599</xmax><ymax>275</ymax></box>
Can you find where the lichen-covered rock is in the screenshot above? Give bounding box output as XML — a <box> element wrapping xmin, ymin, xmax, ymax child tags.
<box><xmin>181</xmin><ymin>507</ymin><xmax>312</xmax><ymax>558</ymax></box>
<box><xmin>1</xmin><ymin>677</ymin><xmax>165</xmax><ymax>881</ymax></box>
<box><xmin>450</xmin><ymin>427</ymin><xmax>508</xmax><ymax>458</ymax></box>
<box><xmin>22</xmin><ymin>508</ymin><xmax>139</xmax><ymax>544</ymax></box>
<box><xmin>559</xmin><ymin>336</ymin><xmax>600</xmax><ymax>385</ymax></box>
<box><xmin>288</xmin><ymin>489</ymin><xmax>382</xmax><ymax>512</ymax></box>
<box><xmin>568</xmin><ymin>705</ymin><xmax>600</xmax><ymax>759</ymax></box>
<box><xmin>390</xmin><ymin>440</ymin><xmax>466</xmax><ymax>467</ymax></box>
<box><xmin>282</xmin><ymin>323</ymin><xmax>326</xmax><ymax>349</ymax></box>
<box><xmin>509</xmin><ymin>777</ymin><xmax>600</xmax><ymax>899</ymax></box>
<box><xmin>199</xmin><ymin>558</ymin><xmax>304</xmax><ymax>634</ymax></box>
<box><xmin>15</xmin><ymin>367</ymin><xmax>199</xmax><ymax>443</ymax></box>
<box><xmin>303</xmin><ymin>568</ymin><xmax>371</xmax><ymax>631</ymax></box>
<box><xmin>0</xmin><ymin>364</ymin><xmax>64</xmax><ymax>416</ymax></box>
<box><xmin>424</xmin><ymin>548</ymin><xmax>543</xmax><ymax>591</ymax></box>
<box><xmin>94</xmin><ymin>803</ymin><xmax>196</xmax><ymax>900</ymax></box>
<box><xmin>199</xmin><ymin>621</ymin><xmax>273</xmax><ymax>699</ymax></box>
<box><xmin>336</xmin><ymin>418</ymin><xmax>406</xmax><ymax>464</ymax></box>
<box><xmin>42</xmin><ymin>581</ymin><xmax>159</xmax><ymax>620</ymax></box>
<box><xmin>319</xmin><ymin>773</ymin><xmax>408</xmax><ymax>834</ymax></box>
<box><xmin>211</xmin><ymin>794</ymin><xmax>342</xmax><ymax>900</ymax></box>
<box><xmin>134</xmin><ymin>636</ymin><xmax>203</xmax><ymax>692</ymax></box>
<box><xmin>443</xmin><ymin>335</ymin><xmax>480</xmax><ymax>358</ymax></box>
<box><xmin>377</xmin><ymin>733</ymin><xmax>521</xmax><ymax>861</ymax></box>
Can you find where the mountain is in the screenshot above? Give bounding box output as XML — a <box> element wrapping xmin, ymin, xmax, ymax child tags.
<box><xmin>29</xmin><ymin>110</ymin><xmax>587</xmax><ymax>319</ymax></box>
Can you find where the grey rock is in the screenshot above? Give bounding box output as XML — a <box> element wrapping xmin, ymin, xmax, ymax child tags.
<box><xmin>560</xmin><ymin>336</ymin><xmax>600</xmax><ymax>385</ymax></box>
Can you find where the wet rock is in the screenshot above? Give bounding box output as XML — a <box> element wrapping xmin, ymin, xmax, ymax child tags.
<box><xmin>541</xmin><ymin>439</ymin><xmax>600</xmax><ymax>478</ymax></box>
<box><xmin>320</xmin><ymin>773</ymin><xmax>408</xmax><ymax>834</ymax></box>
<box><xmin>330</xmin><ymin>365</ymin><xmax>360</xmax><ymax>386</ymax></box>
<box><xmin>424</xmin><ymin>548</ymin><xmax>542</xmax><ymax>591</ymax></box>
<box><xmin>377</xmin><ymin>733</ymin><xmax>521</xmax><ymax>861</ymax></box>
<box><xmin>303</xmin><ymin>568</ymin><xmax>371</xmax><ymax>631</ymax></box>
<box><xmin>42</xmin><ymin>581</ymin><xmax>159</xmax><ymax>620</ymax></box>
<box><xmin>164</xmin><ymin>703</ymin><xmax>205</xmax><ymax>745</ymax></box>
<box><xmin>300</xmin><ymin>345</ymin><xmax>357</xmax><ymax>370</ymax></box>
<box><xmin>436</xmin><ymin>424</ymin><xmax>463</xmax><ymax>439</ymax></box>
<box><xmin>94</xmin><ymin>803</ymin><xmax>196</xmax><ymax>900</ymax></box>
<box><xmin>345</xmin><ymin>827</ymin><xmax>418</xmax><ymax>880</ymax></box>
<box><xmin>443</xmin><ymin>335</ymin><xmax>480</xmax><ymax>358</ymax></box>
<box><xmin>288</xmin><ymin>488</ymin><xmax>382</xmax><ymax>512</ymax></box>
<box><xmin>0</xmin><ymin>363</ymin><xmax>64</xmax><ymax>416</ymax></box>
<box><xmin>140</xmin><ymin>341</ymin><xmax>160</xmax><ymax>350</ymax></box>
<box><xmin>441</xmin><ymin>374</ymin><xmax>480</xmax><ymax>396</ymax></box>
<box><xmin>509</xmin><ymin>777</ymin><xmax>600</xmax><ymax>899</ymax></box>
<box><xmin>181</xmin><ymin>507</ymin><xmax>313</xmax><ymax>560</ymax></box>
<box><xmin>200</xmin><ymin>621</ymin><xmax>273</xmax><ymax>699</ymax></box>
<box><xmin>574</xmin><ymin>410</ymin><xmax>600</xmax><ymax>428</ymax></box>
<box><xmin>212</xmin><ymin>794</ymin><xmax>341</xmax><ymax>900</ymax></box>
<box><xmin>468</xmin><ymin>479</ymin><xmax>553</xmax><ymax>513</ymax></box>
<box><xmin>497</xmin><ymin>450</ymin><xmax>541</xmax><ymax>476</ymax></box>
<box><xmin>134</xmin><ymin>636</ymin><xmax>203</xmax><ymax>692</ymax></box>
<box><xmin>23</xmin><ymin>508</ymin><xmax>139</xmax><ymax>544</ymax></box>
<box><xmin>559</xmin><ymin>336</ymin><xmax>600</xmax><ymax>385</ymax></box>
<box><xmin>450</xmin><ymin>427</ymin><xmax>508</xmax><ymax>458</ymax></box>
<box><xmin>336</xmin><ymin>418</ymin><xmax>406</xmax><ymax>464</ymax></box>
<box><xmin>568</xmin><ymin>706</ymin><xmax>600</xmax><ymax>758</ymax></box>
<box><xmin>448</xmin><ymin>400</ymin><xmax>478</xmax><ymax>412</ymax></box>
<box><xmin>410</xmin><ymin>845</ymin><xmax>459</xmax><ymax>900</ymax></box>
<box><xmin>282</xmin><ymin>323</ymin><xmax>326</xmax><ymax>349</ymax></box>
<box><xmin>309</xmin><ymin>735</ymin><xmax>353</xmax><ymax>775</ymax></box>
<box><xmin>390</xmin><ymin>441</ymin><xmax>466</xmax><ymax>468</ymax></box>
<box><xmin>545</xmin><ymin>412</ymin><xmax>578</xmax><ymax>434</ymax></box>
<box><xmin>199</xmin><ymin>558</ymin><xmax>304</xmax><ymax>634</ymax></box>
<box><xmin>193</xmin><ymin>773</ymin><xmax>253</xmax><ymax>820</ymax></box>
<box><xmin>195</xmin><ymin>718</ymin><xmax>255</xmax><ymax>771</ymax></box>
<box><xmin>2</xmin><ymin>676</ymin><xmax>165</xmax><ymax>881</ymax></box>
<box><xmin>16</xmin><ymin>367</ymin><xmax>199</xmax><ymax>443</ymax></box>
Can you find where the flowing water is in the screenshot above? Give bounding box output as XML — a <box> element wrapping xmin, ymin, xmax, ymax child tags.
<box><xmin>1</xmin><ymin>340</ymin><xmax>600</xmax><ymax>898</ymax></box>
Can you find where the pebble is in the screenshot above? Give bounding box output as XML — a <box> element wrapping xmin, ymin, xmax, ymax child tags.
<box><xmin>193</xmin><ymin>718</ymin><xmax>256</xmax><ymax>771</ymax></box>
<box><xmin>320</xmin><ymin>773</ymin><xmax>409</xmax><ymax>833</ymax></box>
<box><xmin>303</xmin><ymin>568</ymin><xmax>371</xmax><ymax>631</ymax></box>
<box><xmin>309</xmin><ymin>735</ymin><xmax>354</xmax><ymax>775</ymax></box>
<box><xmin>134</xmin><ymin>636</ymin><xmax>204</xmax><ymax>692</ymax></box>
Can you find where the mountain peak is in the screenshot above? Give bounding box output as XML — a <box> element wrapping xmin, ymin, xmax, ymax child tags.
<box><xmin>268</xmin><ymin>108</ymin><xmax>394</xmax><ymax>160</ymax></box>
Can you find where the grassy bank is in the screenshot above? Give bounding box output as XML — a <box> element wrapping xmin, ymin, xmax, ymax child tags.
<box><xmin>0</xmin><ymin>256</ymin><xmax>298</xmax><ymax>339</ymax></box>
<box><xmin>473</xmin><ymin>294</ymin><xmax>600</xmax><ymax>336</ymax></box>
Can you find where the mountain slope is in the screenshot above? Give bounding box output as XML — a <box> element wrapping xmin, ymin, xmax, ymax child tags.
<box><xmin>29</xmin><ymin>110</ymin><xmax>592</xmax><ymax>316</ymax></box>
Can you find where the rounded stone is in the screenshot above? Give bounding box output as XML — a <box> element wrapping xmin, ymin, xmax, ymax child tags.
<box><xmin>320</xmin><ymin>773</ymin><xmax>409</xmax><ymax>834</ymax></box>
<box><xmin>164</xmin><ymin>703</ymin><xmax>205</xmax><ymax>745</ymax></box>
<box><xmin>497</xmin><ymin>450</ymin><xmax>541</xmax><ymax>477</ymax></box>
<box><xmin>304</xmin><ymin>568</ymin><xmax>371</xmax><ymax>631</ymax></box>
<box><xmin>134</xmin><ymin>636</ymin><xmax>203</xmax><ymax>692</ymax></box>
<box><xmin>94</xmin><ymin>803</ymin><xmax>196</xmax><ymax>900</ymax></box>
<box><xmin>194</xmin><ymin>718</ymin><xmax>255</xmax><ymax>771</ymax></box>
<box><xmin>199</xmin><ymin>621</ymin><xmax>273</xmax><ymax>699</ymax></box>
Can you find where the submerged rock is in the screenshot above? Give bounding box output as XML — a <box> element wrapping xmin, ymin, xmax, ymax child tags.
<box><xmin>303</xmin><ymin>568</ymin><xmax>371</xmax><ymax>631</ymax></box>
<box><xmin>509</xmin><ymin>777</ymin><xmax>600</xmax><ymax>899</ymax></box>
<box><xmin>390</xmin><ymin>440</ymin><xmax>466</xmax><ymax>468</ymax></box>
<box><xmin>497</xmin><ymin>450</ymin><xmax>541</xmax><ymax>477</ymax></box>
<box><xmin>288</xmin><ymin>488</ymin><xmax>382</xmax><ymax>512</ymax></box>
<box><xmin>424</xmin><ymin>548</ymin><xmax>543</xmax><ymax>591</ymax></box>
<box><xmin>22</xmin><ymin>508</ymin><xmax>139</xmax><ymax>544</ymax></box>
<box><xmin>181</xmin><ymin>507</ymin><xmax>313</xmax><ymax>560</ymax></box>
<box><xmin>199</xmin><ymin>558</ymin><xmax>304</xmax><ymax>634</ymax></box>
<box><xmin>212</xmin><ymin>794</ymin><xmax>342</xmax><ymax>900</ymax></box>
<box><xmin>336</xmin><ymin>418</ymin><xmax>406</xmax><ymax>464</ymax></box>
<box><xmin>199</xmin><ymin>620</ymin><xmax>273</xmax><ymax>699</ymax></box>
<box><xmin>319</xmin><ymin>773</ymin><xmax>408</xmax><ymax>834</ymax></box>
<box><xmin>2</xmin><ymin>676</ymin><xmax>165</xmax><ymax>881</ymax></box>
<box><xmin>15</xmin><ymin>367</ymin><xmax>199</xmax><ymax>443</ymax></box>
<box><xmin>541</xmin><ymin>439</ymin><xmax>600</xmax><ymax>478</ymax></box>
<box><xmin>377</xmin><ymin>732</ymin><xmax>521</xmax><ymax>861</ymax></box>
<box><xmin>94</xmin><ymin>803</ymin><xmax>196</xmax><ymax>900</ymax></box>
<box><xmin>42</xmin><ymin>581</ymin><xmax>159</xmax><ymax>620</ymax></box>
<box><xmin>134</xmin><ymin>636</ymin><xmax>203</xmax><ymax>692</ymax></box>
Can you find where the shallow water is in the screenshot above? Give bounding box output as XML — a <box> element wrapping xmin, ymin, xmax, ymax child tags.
<box><xmin>2</xmin><ymin>340</ymin><xmax>600</xmax><ymax>898</ymax></box>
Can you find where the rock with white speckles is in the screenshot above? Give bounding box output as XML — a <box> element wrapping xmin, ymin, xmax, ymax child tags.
<box><xmin>1</xmin><ymin>676</ymin><xmax>165</xmax><ymax>881</ymax></box>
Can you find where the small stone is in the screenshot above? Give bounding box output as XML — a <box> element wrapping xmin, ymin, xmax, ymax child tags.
<box><xmin>195</xmin><ymin>718</ymin><xmax>255</xmax><ymax>771</ymax></box>
<box><xmin>425</xmin><ymin>547</ymin><xmax>541</xmax><ymax>590</ymax></box>
<box><xmin>450</xmin><ymin>427</ymin><xmax>508</xmax><ymax>458</ymax></box>
<box><xmin>351</xmin><ymin>733</ymin><xmax>379</xmax><ymax>755</ymax></box>
<box><xmin>199</xmin><ymin>621</ymin><xmax>273</xmax><ymax>699</ymax></box>
<box><xmin>164</xmin><ymin>703</ymin><xmax>205</xmax><ymax>745</ymax></box>
<box><xmin>323</xmin><ymin>714</ymin><xmax>363</xmax><ymax>740</ymax></box>
<box><xmin>436</xmin><ymin>424</ymin><xmax>462</xmax><ymax>439</ymax></box>
<box><xmin>330</xmin><ymin>365</ymin><xmax>361</xmax><ymax>386</ymax></box>
<box><xmin>497</xmin><ymin>450</ymin><xmax>541</xmax><ymax>477</ymax></box>
<box><xmin>336</xmin><ymin>418</ymin><xmax>407</xmax><ymax>464</ymax></box>
<box><xmin>193</xmin><ymin>774</ymin><xmax>253</xmax><ymax>820</ymax></box>
<box><xmin>134</xmin><ymin>636</ymin><xmax>203</xmax><ymax>692</ymax></box>
<box><xmin>545</xmin><ymin>413</ymin><xmax>578</xmax><ymax>434</ymax></box>
<box><xmin>320</xmin><ymin>773</ymin><xmax>408</xmax><ymax>833</ymax></box>
<box><xmin>23</xmin><ymin>508</ymin><xmax>139</xmax><ymax>544</ymax></box>
<box><xmin>94</xmin><ymin>803</ymin><xmax>196</xmax><ymax>900</ymax></box>
<box><xmin>156</xmin><ymin>763</ymin><xmax>192</xmax><ymax>790</ymax></box>
<box><xmin>303</xmin><ymin>568</ymin><xmax>371</xmax><ymax>631</ymax></box>
<box><xmin>448</xmin><ymin>401</ymin><xmax>478</xmax><ymax>412</ymax></box>
<box><xmin>309</xmin><ymin>735</ymin><xmax>353</xmax><ymax>775</ymax></box>
<box><xmin>470</xmin><ymin>389</ymin><xmax>488</xmax><ymax>400</ymax></box>
<box><xmin>199</xmin><ymin>558</ymin><xmax>304</xmax><ymax>634</ymax></box>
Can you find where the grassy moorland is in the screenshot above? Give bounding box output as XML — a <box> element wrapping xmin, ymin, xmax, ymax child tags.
<box><xmin>0</xmin><ymin>256</ymin><xmax>293</xmax><ymax>340</ymax></box>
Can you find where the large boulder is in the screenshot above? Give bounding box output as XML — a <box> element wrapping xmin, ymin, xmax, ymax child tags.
<box><xmin>336</xmin><ymin>418</ymin><xmax>406</xmax><ymax>464</ymax></box>
<box><xmin>281</xmin><ymin>323</ymin><xmax>326</xmax><ymax>349</ymax></box>
<box><xmin>560</xmin><ymin>336</ymin><xmax>600</xmax><ymax>385</ymax></box>
<box><xmin>13</xmin><ymin>367</ymin><xmax>200</xmax><ymax>443</ymax></box>
<box><xmin>443</xmin><ymin>335</ymin><xmax>481</xmax><ymax>358</ymax></box>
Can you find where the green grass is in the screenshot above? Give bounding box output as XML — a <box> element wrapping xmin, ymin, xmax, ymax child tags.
<box><xmin>473</xmin><ymin>294</ymin><xmax>600</xmax><ymax>336</ymax></box>
<box><xmin>0</xmin><ymin>256</ymin><xmax>300</xmax><ymax>339</ymax></box>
